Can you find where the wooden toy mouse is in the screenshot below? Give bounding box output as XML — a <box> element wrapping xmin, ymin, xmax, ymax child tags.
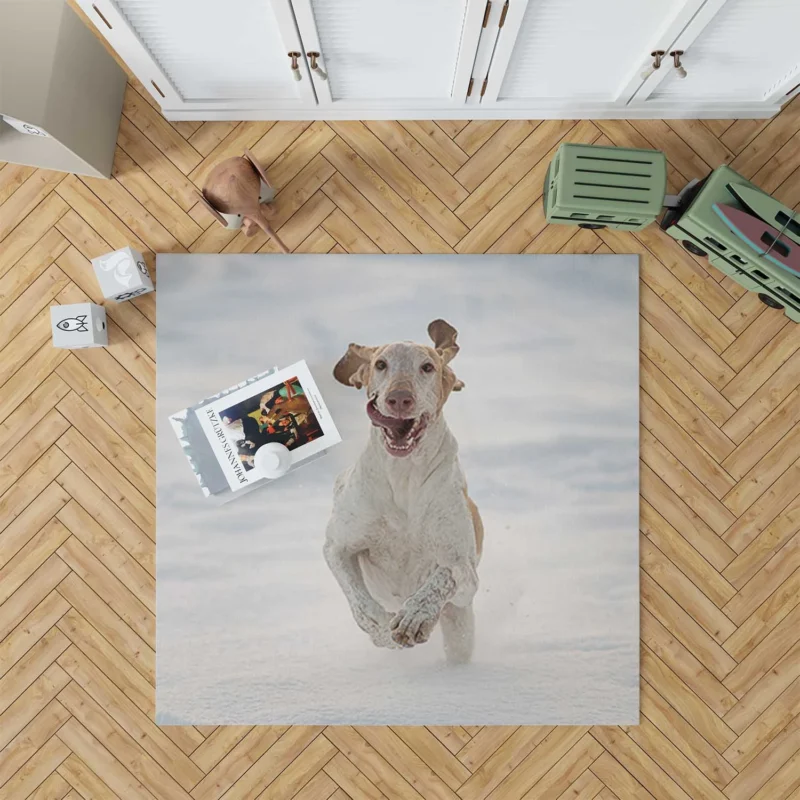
<box><xmin>197</xmin><ymin>149</ymin><xmax>289</xmax><ymax>253</ymax></box>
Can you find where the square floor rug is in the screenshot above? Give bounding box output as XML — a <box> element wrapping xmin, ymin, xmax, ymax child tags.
<box><xmin>156</xmin><ymin>254</ymin><xmax>639</xmax><ymax>725</ymax></box>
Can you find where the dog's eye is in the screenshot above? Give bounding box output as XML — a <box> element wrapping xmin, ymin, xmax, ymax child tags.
<box><xmin>421</xmin><ymin>362</ymin><xmax>435</xmax><ymax>373</ymax></box>
<box><xmin>374</xmin><ymin>359</ymin><xmax>387</xmax><ymax>371</ymax></box>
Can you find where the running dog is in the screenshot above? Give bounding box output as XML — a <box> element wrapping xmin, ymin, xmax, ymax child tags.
<box><xmin>324</xmin><ymin>319</ymin><xmax>483</xmax><ymax>663</ymax></box>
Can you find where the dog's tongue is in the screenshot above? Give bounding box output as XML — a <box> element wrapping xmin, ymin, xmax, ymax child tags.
<box><xmin>367</xmin><ymin>400</ymin><xmax>410</xmax><ymax>431</ymax></box>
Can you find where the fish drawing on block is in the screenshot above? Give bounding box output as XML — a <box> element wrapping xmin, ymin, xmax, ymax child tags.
<box><xmin>712</xmin><ymin>203</ymin><xmax>800</xmax><ymax>277</ymax></box>
<box><xmin>56</xmin><ymin>315</ymin><xmax>89</xmax><ymax>332</ymax></box>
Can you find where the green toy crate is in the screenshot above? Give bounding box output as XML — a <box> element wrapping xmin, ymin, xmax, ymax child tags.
<box><xmin>660</xmin><ymin>164</ymin><xmax>800</xmax><ymax>323</ymax></box>
<box><xmin>544</xmin><ymin>143</ymin><xmax>667</xmax><ymax>231</ymax></box>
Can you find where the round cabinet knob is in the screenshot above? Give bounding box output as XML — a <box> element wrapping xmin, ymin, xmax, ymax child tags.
<box><xmin>254</xmin><ymin>442</ymin><xmax>292</xmax><ymax>479</ymax></box>
<box><xmin>670</xmin><ymin>50</ymin><xmax>687</xmax><ymax>79</ymax></box>
<box><xmin>288</xmin><ymin>52</ymin><xmax>302</xmax><ymax>81</ymax></box>
<box><xmin>641</xmin><ymin>50</ymin><xmax>665</xmax><ymax>81</ymax></box>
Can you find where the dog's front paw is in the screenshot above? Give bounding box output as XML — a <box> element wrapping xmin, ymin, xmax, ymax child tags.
<box><xmin>389</xmin><ymin>600</ymin><xmax>439</xmax><ymax>648</ymax></box>
<box><xmin>353</xmin><ymin>605</ymin><xmax>398</xmax><ymax>649</ymax></box>
<box><xmin>369</xmin><ymin>625</ymin><xmax>401</xmax><ymax>649</ymax></box>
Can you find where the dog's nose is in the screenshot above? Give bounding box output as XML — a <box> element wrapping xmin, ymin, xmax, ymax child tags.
<box><xmin>385</xmin><ymin>389</ymin><xmax>415</xmax><ymax>414</ymax></box>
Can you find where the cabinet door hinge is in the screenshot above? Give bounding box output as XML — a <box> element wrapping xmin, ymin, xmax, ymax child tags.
<box><xmin>467</xmin><ymin>77</ymin><xmax>475</xmax><ymax>97</ymax></box>
<box><xmin>499</xmin><ymin>0</ymin><xmax>509</xmax><ymax>27</ymax></box>
<box><xmin>482</xmin><ymin>0</ymin><xmax>492</xmax><ymax>27</ymax></box>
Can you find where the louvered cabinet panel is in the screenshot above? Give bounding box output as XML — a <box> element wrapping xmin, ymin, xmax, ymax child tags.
<box><xmin>294</xmin><ymin>0</ymin><xmax>474</xmax><ymax>102</ymax></box>
<box><xmin>77</xmin><ymin>0</ymin><xmax>313</xmax><ymax>109</ymax></box>
<box><xmin>649</xmin><ymin>0</ymin><xmax>800</xmax><ymax>102</ymax></box>
<box><xmin>496</xmin><ymin>0</ymin><xmax>691</xmax><ymax>101</ymax></box>
<box><xmin>74</xmin><ymin>0</ymin><xmax>797</xmax><ymax>117</ymax></box>
<box><xmin>117</xmin><ymin>0</ymin><xmax>295</xmax><ymax>100</ymax></box>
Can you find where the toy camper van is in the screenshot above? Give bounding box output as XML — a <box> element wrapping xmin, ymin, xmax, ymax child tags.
<box><xmin>660</xmin><ymin>165</ymin><xmax>800</xmax><ymax>322</ymax></box>
<box><xmin>544</xmin><ymin>141</ymin><xmax>800</xmax><ymax>322</ymax></box>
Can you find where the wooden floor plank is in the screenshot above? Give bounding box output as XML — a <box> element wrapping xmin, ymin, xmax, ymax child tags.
<box><xmin>641</xmin><ymin>535</ymin><xmax>736</xmax><ymax>644</ymax></box>
<box><xmin>56</xmin><ymin>389</ymin><xmax>154</xmax><ymax>492</ymax></box>
<box><xmin>641</xmin><ymin>646</ymin><xmax>737</xmax><ymax>752</ymax></box>
<box><xmin>454</xmin><ymin>121</ymin><xmax>506</xmax><ymax>155</ymax></box>
<box><xmin>263</xmin><ymin>122</ymin><xmax>335</xmax><ymax>192</ymax></box>
<box><xmin>0</xmin><ymin>697</ymin><xmax>71</xmax><ymax>791</ymax></box>
<box><xmin>400</xmin><ymin>121</ymin><xmax>469</xmax><ymax>175</ymax></box>
<box><xmin>322</xmin><ymin>751</ymin><xmax>384</xmax><ymax>800</ymax></box>
<box><xmin>0</xmin><ymin>590</ymin><xmax>69</xmax><ymax>681</ymax></box>
<box><xmin>724</xmin><ymin>529</ymin><xmax>800</xmax><ymax>622</ymax></box>
<box><xmin>111</xmin><ymin>148</ymin><xmax>203</xmax><ymax>248</ymax></box>
<box><xmin>214</xmin><ymin>726</ymin><xmax>323</xmax><ymax>800</ymax></box>
<box><xmin>640</xmin><ymin>501</ymin><xmax>736</xmax><ymax>608</ymax></box>
<box><xmin>321</xmin><ymin>172</ymin><xmax>416</xmax><ymax>254</ymax></box>
<box><xmin>641</xmin><ymin>608</ymin><xmax>737</xmax><ymax>717</ymax></box>
<box><xmin>0</xmin><ymin>496</ymin><xmax>72</xmax><ymax>600</ymax></box>
<box><xmin>0</xmin><ymin>163</ymin><xmax>36</xmax><ymax>206</ymax></box>
<box><xmin>55</xmin><ymin>466</ymin><xmax>155</xmax><ymax>571</ymax></box>
<box><xmin>57</xmin><ymin>753</ymin><xmax>122</xmax><ymax>800</ymax></box>
<box><xmin>0</xmin><ymin>169</ymin><xmax>65</xmax><ymax>242</ymax></box>
<box><xmin>640</xmin><ymin>681</ymin><xmax>737</xmax><ymax>790</ymax></box>
<box><xmin>122</xmin><ymin>85</ymin><xmax>202</xmax><ymax>175</ymax></box>
<box><xmin>723</xmin><ymin>390</ymin><xmax>800</xmax><ymax>480</ymax></box>
<box><xmin>56</xmin><ymin>645</ymin><xmax>204</xmax><ymax>791</ymax></box>
<box><xmin>456</xmin><ymin>121</ymin><xmax>596</xmax><ymax>247</ymax></box>
<box><xmin>641</xmin><ymin>571</ymin><xmax>737</xmax><ymax>682</ymax></box>
<box><xmin>589</xmin><ymin>751</ymin><xmax>655</xmax><ymax>800</ymax></box>
<box><xmin>56</xmin><ymin>716</ymin><xmax>160</xmax><ymax>800</ymax></box>
<box><xmin>56</xmin><ymin>570</ymin><xmax>154</xmax><ymax>683</ymax></box>
<box><xmin>189</xmin><ymin>726</ymin><xmax>284</xmax><ymax>800</ymax></box>
<box><xmin>456</xmin><ymin>727</ymin><xmax>552</xmax><ymax>800</ymax></box>
<box><xmin>323</xmin><ymin>131</ymin><xmax>458</xmax><ymax>251</ymax></box>
<box><xmin>116</xmin><ymin>116</ymin><xmax>200</xmax><ymax>212</ymax></box>
<box><xmin>55</xmin><ymin>428</ymin><xmax>153</xmax><ymax>536</ymax></box>
<box><xmin>56</xmin><ymin>535</ymin><xmax>154</xmax><ymax>647</ymax></box>
<box><xmin>56</xmin><ymin>680</ymin><xmax>194</xmax><ymax>800</ymax></box>
<box><xmin>725</xmin><ymin>561</ymin><xmax>800</xmax><ymax>660</ymax></box>
<box><xmin>641</xmin><ymin>392</ymin><xmax>736</xmax><ymax>500</ymax></box>
<box><xmin>55</xmin><ymin>500</ymin><xmax>155</xmax><ymax>611</ymax></box>
<box><xmin>641</xmin><ymin>321</ymin><xmax>736</xmax><ymax>428</ymax></box>
<box><xmin>363</xmin><ymin>121</ymin><xmax>469</xmax><ymax>210</ymax></box>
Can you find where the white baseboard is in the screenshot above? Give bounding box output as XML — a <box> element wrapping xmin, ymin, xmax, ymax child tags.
<box><xmin>163</xmin><ymin>102</ymin><xmax>782</xmax><ymax>122</ymax></box>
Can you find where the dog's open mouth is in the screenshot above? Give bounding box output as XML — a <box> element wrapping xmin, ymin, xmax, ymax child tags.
<box><xmin>367</xmin><ymin>398</ymin><xmax>428</xmax><ymax>457</ymax></box>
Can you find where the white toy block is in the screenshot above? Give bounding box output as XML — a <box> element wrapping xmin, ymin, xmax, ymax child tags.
<box><xmin>91</xmin><ymin>246</ymin><xmax>154</xmax><ymax>302</ymax></box>
<box><xmin>51</xmin><ymin>303</ymin><xmax>107</xmax><ymax>349</ymax></box>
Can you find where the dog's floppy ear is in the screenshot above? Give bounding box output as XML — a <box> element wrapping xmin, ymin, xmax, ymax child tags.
<box><xmin>443</xmin><ymin>366</ymin><xmax>464</xmax><ymax>395</ymax></box>
<box><xmin>428</xmin><ymin>319</ymin><xmax>459</xmax><ymax>364</ymax></box>
<box><xmin>333</xmin><ymin>343</ymin><xmax>376</xmax><ymax>390</ymax></box>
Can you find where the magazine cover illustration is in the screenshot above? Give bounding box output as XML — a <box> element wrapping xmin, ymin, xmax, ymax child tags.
<box><xmin>195</xmin><ymin>360</ymin><xmax>341</xmax><ymax>491</ymax></box>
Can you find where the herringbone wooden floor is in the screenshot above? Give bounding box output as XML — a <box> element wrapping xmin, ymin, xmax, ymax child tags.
<box><xmin>3</xmin><ymin>67</ymin><xmax>800</xmax><ymax>800</ymax></box>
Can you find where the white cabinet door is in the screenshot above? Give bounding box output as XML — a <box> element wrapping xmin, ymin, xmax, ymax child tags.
<box><xmin>635</xmin><ymin>0</ymin><xmax>800</xmax><ymax>108</ymax></box>
<box><xmin>76</xmin><ymin>0</ymin><xmax>315</xmax><ymax>112</ymax></box>
<box><xmin>479</xmin><ymin>0</ymin><xmax>709</xmax><ymax>110</ymax></box>
<box><xmin>290</xmin><ymin>0</ymin><xmax>486</xmax><ymax>110</ymax></box>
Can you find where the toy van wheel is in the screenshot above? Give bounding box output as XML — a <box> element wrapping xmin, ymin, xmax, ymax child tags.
<box><xmin>758</xmin><ymin>293</ymin><xmax>784</xmax><ymax>310</ymax></box>
<box><xmin>682</xmin><ymin>240</ymin><xmax>707</xmax><ymax>257</ymax></box>
<box><xmin>578</xmin><ymin>223</ymin><xmax>606</xmax><ymax>229</ymax></box>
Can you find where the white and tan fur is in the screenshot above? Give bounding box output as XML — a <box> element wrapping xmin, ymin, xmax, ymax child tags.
<box><xmin>324</xmin><ymin>320</ymin><xmax>483</xmax><ymax>663</ymax></box>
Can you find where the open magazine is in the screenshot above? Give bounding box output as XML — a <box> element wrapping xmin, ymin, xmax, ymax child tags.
<box><xmin>188</xmin><ymin>360</ymin><xmax>341</xmax><ymax>494</ymax></box>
